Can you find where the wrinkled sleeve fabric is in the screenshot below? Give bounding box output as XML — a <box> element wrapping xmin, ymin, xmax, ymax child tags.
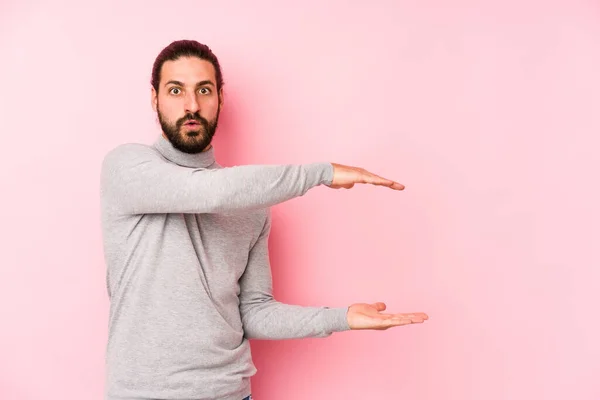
<box><xmin>100</xmin><ymin>144</ymin><xmax>334</xmax><ymax>215</ymax></box>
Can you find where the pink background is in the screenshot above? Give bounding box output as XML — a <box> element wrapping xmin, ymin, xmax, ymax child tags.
<box><xmin>1</xmin><ymin>1</ymin><xmax>599</xmax><ymax>399</ymax></box>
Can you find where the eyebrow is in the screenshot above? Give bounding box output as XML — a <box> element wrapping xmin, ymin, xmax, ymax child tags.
<box><xmin>164</xmin><ymin>80</ymin><xmax>215</xmax><ymax>88</ymax></box>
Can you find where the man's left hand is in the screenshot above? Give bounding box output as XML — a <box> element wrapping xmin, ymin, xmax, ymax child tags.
<box><xmin>347</xmin><ymin>302</ymin><xmax>428</xmax><ymax>330</ymax></box>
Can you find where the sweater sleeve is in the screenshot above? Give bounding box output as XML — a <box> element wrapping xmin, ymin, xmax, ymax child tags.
<box><xmin>238</xmin><ymin>210</ymin><xmax>351</xmax><ymax>340</ymax></box>
<box><xmin>100</xmin><ymin>144</ymin><xmax>334</xmax><ymax>215</ymax></box>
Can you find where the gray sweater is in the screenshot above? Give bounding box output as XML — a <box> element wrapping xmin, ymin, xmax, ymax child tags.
<box><xmin>100</xmin><ymin>134</ymin><xmax>351</xmax><ymax>400</ymax></box>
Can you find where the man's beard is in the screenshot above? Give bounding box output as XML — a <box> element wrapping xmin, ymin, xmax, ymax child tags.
<box><xmin>157</xmin><ymin>105</ymin><xmax>220</xmax><ymax>154</ymax></box>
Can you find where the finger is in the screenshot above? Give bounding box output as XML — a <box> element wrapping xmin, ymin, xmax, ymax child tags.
<box><xmin>390</xmin><ymin>316</ymin><xmax>425</xmax><ymax>325</ymax></box>
<box><xmin>385</xmin><ymin>318</ymin><xmax>413</xmax><ymax>327</ymax></box>
<box><xmin>409</xmin><ymin>312</ymin><xmax>429</xmax><ymax>320</ymax></box>
<box><xmin>388</xmin><ymin>313</ymin><xmax>428</xmax><ymax>323</ymax></box>
<box><xmin>361</xmin><ymin>172</ymin><xmax>405</xmax><ymax>190</ymax></box>
<box><xmin>376</xmin><ymin>177</ymin><xmax>405</xmax><ymax>190</ymax></box>
<box><xmin>390</xmin><ymin>181</ymin><xmax>406</xmax><ymax>190</ymax></box>
<box><xmin>368</xmin><ymin>315</ymin><xmax>420</xmax><ymax>330</ymax></box>
<box><xmin>362</xmin><ymin>173</ymin><xmax>394</xmax><ymax>186</ymax></box>
<box><xmin>390</xmin><ymin>312</ymin><xmax>428</xmax><ymax>320</ymax></box>
<box><xmin>380</xmin><ymin>315</ymin><xmax>423</xmax><ymax>324</ymax></box>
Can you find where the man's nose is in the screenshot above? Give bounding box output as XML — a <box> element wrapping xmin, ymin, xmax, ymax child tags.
<box><xmin>184</xmin><ymin>92</ymin><xmax>200</xmax><ymax>114</ymax></box>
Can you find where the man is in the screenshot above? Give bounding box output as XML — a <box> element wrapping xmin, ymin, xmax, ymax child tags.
<box><xmin>100</xmin><ymin>39</ymin><xmax>428</xmax><ymax>400</ymax></box>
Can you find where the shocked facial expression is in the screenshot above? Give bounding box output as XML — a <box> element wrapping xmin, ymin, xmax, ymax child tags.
<box><xmin>152</xmin><ymin>56</ymin><xmax>223</xmax><ymax>154</ymax></box>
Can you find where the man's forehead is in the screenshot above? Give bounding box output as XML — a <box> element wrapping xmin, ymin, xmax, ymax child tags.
<box><xmin>161</xmin><ymin>57</ymin><xmax>216</xmax><ymax>84</ymax></box>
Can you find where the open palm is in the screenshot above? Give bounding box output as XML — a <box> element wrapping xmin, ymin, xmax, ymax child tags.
<box><xmin>347</xmin><ymin>302</ymin><xmax>428</xmax><ymax>330</ymax></box>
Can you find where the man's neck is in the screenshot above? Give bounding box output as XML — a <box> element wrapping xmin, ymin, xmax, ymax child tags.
<box><xmin>154</xmin><ymin>134</ymin><xmax>216</xmax><ymax>168</ymax></box>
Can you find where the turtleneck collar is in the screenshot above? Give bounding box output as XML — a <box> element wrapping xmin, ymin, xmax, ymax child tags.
<box><xmin>153</xmin><ymin>134</ymin><xmax>216</xmax><ymax>168</ymax></box>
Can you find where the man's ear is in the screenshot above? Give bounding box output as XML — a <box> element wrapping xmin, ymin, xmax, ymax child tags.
<box><xmin>151</xmin><ymin>87</ymin><xmax>158</xmax><ymax>112</ymax></box>
<box><xmin>219</xmin><ymin>87</ymin><xmax>224</xmax><ymax>109</ymax></box>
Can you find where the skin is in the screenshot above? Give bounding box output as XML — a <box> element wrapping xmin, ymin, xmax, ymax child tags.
<box><xmin>151</xmin><ymin>56</ymin><xmax>428</xmax><ymax>330</ymax></box>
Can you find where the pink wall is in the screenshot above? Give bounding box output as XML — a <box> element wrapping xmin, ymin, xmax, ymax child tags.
<box><xmin>1</xmin><ymin>1</ymin><xmax>599</xmax><ymax>399</ymax></box>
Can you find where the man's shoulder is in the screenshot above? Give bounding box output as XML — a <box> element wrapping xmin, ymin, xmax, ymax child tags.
<box><xmin>104</xmin><ymin>141</ymin><xmax>157</xmax><ymax>159</ymax></box>
<box><xmin>102</xmin><ymin>141</ymin><xmax>161</xmax><ymax>169</ymax></box>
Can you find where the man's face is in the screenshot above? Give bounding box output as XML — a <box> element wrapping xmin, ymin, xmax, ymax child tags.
<box><xmin>152</xmin><ymin>56</ymin><xmax>223</xmax><ymax>154</ymax></box>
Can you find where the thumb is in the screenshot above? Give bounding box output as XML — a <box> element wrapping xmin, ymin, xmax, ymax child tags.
<box><xmin>371</xmin><ymin>302</ymin><xmax>386</xmax><ymax>312</ymax></box>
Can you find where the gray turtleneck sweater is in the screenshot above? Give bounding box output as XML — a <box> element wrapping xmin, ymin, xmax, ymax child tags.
<box><xmin>100</xmin><ymin>135</ymin><xmax>351</xmax><ymax>400</ymax></box>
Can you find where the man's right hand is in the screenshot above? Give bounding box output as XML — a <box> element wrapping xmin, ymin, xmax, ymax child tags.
<box><xmin>329</xmin><ymin>163</ymin><xmax>405</xmax><ymax>190</ymax></box>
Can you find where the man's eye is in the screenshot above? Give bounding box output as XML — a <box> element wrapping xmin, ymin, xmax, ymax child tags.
<box><xmin>199</xmin><ymin>87</ymin><xmax>211</xmax><ymax>95</ymax></box>
<box><xmin>169</xmin><ymin>88</ymin><xmax>181</xmax><ymax>95</ymax></box>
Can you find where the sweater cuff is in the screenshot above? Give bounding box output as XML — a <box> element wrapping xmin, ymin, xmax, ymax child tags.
<box><xmin>321</xmin><ymin>162</ymin><xmax>334</xmax><ymax>186</ymax></box>
<box><xmin>304</xmin><ymin>162</ymin><xmax>334</xmax><ymax>187</ymax></box>
<box><xmin>321</xmin><ymin>306</ymin><xmax>351</xmax><ymax>333</ymax></box>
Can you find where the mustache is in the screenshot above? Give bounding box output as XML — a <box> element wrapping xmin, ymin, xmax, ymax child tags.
<box><xmin>177</xmin><ymin>113</ymin><xmax>209</xmax><ymax>126</ymax></box>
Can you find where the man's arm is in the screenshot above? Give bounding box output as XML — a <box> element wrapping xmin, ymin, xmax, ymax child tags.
<box><xmin>239</xmin><ymin>210</ymin><xmax>351</xmax><ymax>339</ymax></box>
<box><xmin>100</xmin><ymin>144</ymin><xmax>333</xmax><ymax>215</ymax></box>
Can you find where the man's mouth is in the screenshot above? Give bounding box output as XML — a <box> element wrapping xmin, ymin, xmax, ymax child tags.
<box><xmin>184</xmin><ymin>120</ymin><xmax>200</xmax><ymax>126</ymax></box>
